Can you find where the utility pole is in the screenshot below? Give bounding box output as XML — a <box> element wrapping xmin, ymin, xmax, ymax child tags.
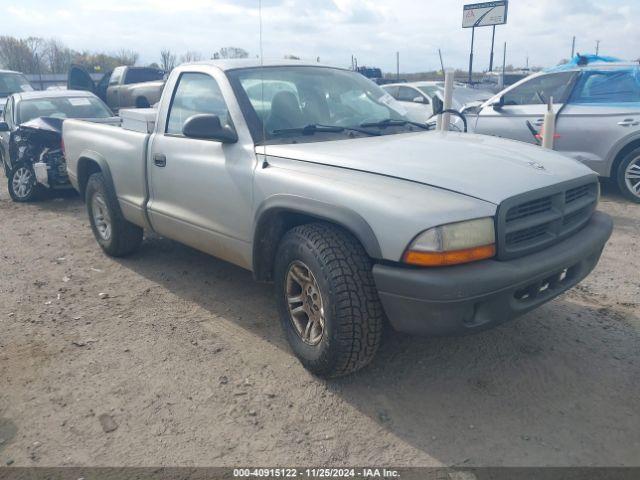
<box><xmin>501</xmin><ymin>42</ymin><xmax>507</xmax><ymax>90</ymax></box>
<box><xmin>396</xmin><ymin>51</ymin><xmax>400</xmax><ymax>81</ymax></box>
<box><xmin>468</xmin><ymin>26</ymin><xmax>475</xmax><ymax>84</ymax></box>
<box><xmin>596</xmin><ymin>40</ymin><xmax>601</xmax><ymax>55</ymax></box>
<box><xmin>438</xmin><ymin>49</ymin><xmax>445</xmax><ymax>78</ymax></box>
<box><xmin>489</xmin><ymin>25</ymin><xmax>496</xmax><ymax>71</ymax></box>
<box><xmin>571</xmin><ymin>36</ymin><xmax>576</xmax><ymax>58</ymax></box>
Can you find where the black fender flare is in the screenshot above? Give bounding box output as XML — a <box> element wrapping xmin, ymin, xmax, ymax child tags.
<box><xmin>77</xmin><ymin>153</ymin><xmax>116</xmax><ymax>199</ymax></box>
<box><xmin>252</xmin><ymin>195</ymin><xmax>383</xmax><ymax>280</ymax></box>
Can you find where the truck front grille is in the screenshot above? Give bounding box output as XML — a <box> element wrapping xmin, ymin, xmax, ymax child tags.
<box><xmin>496</xmin><ymin>179</ymin><xmax>599</xmax><ymax>260</ymax></box>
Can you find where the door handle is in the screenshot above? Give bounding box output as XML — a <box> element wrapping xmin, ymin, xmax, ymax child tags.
<box><xmin>153</xmin><ymin>153</ymin><xmax>167</xmax><ymax>167</ymax></box>
<box><xmin>618</xmin><ymin>119</ymin><xmax>639</xmax><ymax>127</ymax></box>
<box><xmin>534</xmin><ymin>118</ymin><xmax>545</xmax><ymax>126</ymax></box>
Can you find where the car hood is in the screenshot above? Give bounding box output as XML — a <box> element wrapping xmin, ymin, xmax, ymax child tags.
<box><xmin>263</xmin><ymin>131</ymin><xmax>596</xmax><ymax>205</ymax></box>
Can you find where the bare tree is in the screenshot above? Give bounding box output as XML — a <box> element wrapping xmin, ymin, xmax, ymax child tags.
<box><xmin>0</xmin><ymin>36</ymin><xmax>47</xmax><ymax>74</ymax></box>
<box><xmin>180</xmin><ymin>51</ymin><xmax>203</xmax><ymax>64</ymax></box>
<box><xmin>215</xmin><ymin>47</ymin><xmax>249</xmax><ymax>59</ymax></box>
<box><xmin>43</xmin><ymin>39</ymin><xmax>74</xmax><ymax>74</ymax></box>
<box><xmin>160</xmin><ymin>49</ymin><xmax>177</xmax><ymax>72</ymax></box>
<box><xmin>113</xmin><ymin>48</ymin><xmax>139</xmax><ymax>66</ymax></box>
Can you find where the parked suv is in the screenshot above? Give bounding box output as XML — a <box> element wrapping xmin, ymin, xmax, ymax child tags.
<box><xmin>474</xmin><ymin>56</ymin><xmax>640</xmax><ymax>202</ymax></box>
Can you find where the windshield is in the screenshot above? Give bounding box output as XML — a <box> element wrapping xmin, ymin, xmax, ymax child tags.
<box><xmin>227</xmin><ymin>66</ymin><xmax>413</xmax><ymax>143</ymax></box>
<box><xmin>18</xmin><ymin>96</ymin><xmax>113</xmax><ymax>124</ymax></box>
<box><xmin>0</xmin><ymin>73</ymin><xmax>33</xmax><ymax>97</ymax></box>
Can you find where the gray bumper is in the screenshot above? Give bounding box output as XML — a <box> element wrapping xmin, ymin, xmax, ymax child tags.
<box><xmin>373</xmin><ymin>211</ymin><xmax>613</xmax><ymax>336</ymax></box>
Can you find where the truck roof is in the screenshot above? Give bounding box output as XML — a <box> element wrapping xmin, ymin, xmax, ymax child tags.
<box><xmin>186</xmin><ymin>59</ymin><xmax>337</xmax><ymax>71</ymax></box>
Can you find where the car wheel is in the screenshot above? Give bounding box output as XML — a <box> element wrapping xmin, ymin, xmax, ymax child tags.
<box><xmin>8</xmin><ymin>162</ymin><xmax>42</xmax><ymax>202</ymax></box>
<box><xmin>616</xmin><ymin>148</ymin><xmax>640</xmax><ymax>203</ymax></box>
<box><xmin>86</xmin><ymin>172</ymin><xmax>143</xmax><ymax>257</ymax></box>
<box><xmin>274</xmin><ymin>223</ymin><xmax>383</xmax><ymax>378</ymax></box>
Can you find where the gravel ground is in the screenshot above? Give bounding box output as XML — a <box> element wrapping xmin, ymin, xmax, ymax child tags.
<box><xmin>0</xmin><ymin>181</ymin><xmax>638</xmax><ymax>467</ymax></box>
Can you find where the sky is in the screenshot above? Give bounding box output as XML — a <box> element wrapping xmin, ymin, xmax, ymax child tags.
<box><xmin>3</xmin><ymin>0</ymin><xmax>639</xmax><ymax>73</ymax></box>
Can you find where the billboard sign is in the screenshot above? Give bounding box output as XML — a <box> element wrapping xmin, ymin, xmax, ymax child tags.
<box><xmin>463</xmin><ymin>1</ymin><xmax>508</xmax><ymax>28</ymax></box>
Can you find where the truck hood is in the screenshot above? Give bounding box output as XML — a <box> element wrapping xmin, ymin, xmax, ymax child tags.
<box><xmin>263</xmin><ymin>131</ymin><xmax>595</xmax><ymax>204</ymax></box>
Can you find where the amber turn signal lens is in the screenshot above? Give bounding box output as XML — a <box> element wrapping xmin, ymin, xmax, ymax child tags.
<box><xmin>403</xmin><ymin>244</ymin><xmax>496</xmax><ymax>267</ymax></box>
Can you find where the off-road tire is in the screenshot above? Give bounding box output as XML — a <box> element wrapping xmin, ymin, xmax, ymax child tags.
<box><xmin>616</xmin><ymin>148</ymin><xmax>640</xmax><ymax>203</ymax></box>
<box><xmin>8</xmin><ymin>161</ymin><xmax>43</xmax><ymax>202</ymax></box>
<box><xmin>274</xmin><ymin>223</ymin><xmax>383</xmax><ymax>378</ymax></box>
<box><xmin>86</xmin><ymin>172</ymin><xmax>143</xmax><ymax>257</ymax></box>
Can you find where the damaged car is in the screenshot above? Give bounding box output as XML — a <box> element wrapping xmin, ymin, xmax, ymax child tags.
<box><xmin>0</xmin><ymin>90</ymin><xmax>119</xmax><ymax>202</ymax></box>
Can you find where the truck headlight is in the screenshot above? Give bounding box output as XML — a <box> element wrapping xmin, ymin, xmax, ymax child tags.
<box><xmin>403</xmin><ymin>218</ymin><xmax>496</xmax><ymax>267</ymax></box>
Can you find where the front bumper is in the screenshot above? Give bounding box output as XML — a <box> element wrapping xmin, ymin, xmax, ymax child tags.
<box><xmin>373</xmin><ymin>211</ymin><xmax>613</xmax><ymax>336</ymax></box>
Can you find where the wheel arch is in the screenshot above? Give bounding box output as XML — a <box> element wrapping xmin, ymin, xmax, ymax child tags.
<box><xmin>609</xmin><ymin>135</ymin><xmax>640</xmax><ymax>178</ymax></box>
<box><xmin>252</xmin><ymin>195</ymin><xmax>383</xmax><ymax>282</ymax></box>
<box><xmin>76</xmin><ymin>153</ymin><xmax>115</xmax><ymax>200</ymax></box>
<box><xmin>135</xmin><ymin>96</ymin><xmax>150</xmax><ymax>108</ymax></box>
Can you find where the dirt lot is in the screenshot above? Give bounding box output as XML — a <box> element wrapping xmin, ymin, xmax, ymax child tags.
<box><xmin>0</xmin><ymin>180</ymin><xmax>638</xmax><ymax>468</ymax></box>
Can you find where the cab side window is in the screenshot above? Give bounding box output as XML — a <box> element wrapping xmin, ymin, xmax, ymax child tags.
<box><xmin>503</xmin><ymin>72</ymin><xmax>576</xmax><ymax>105</ymax></box>
<box><xmin>166</xmin><ymin>72</ymin><xmax>230</xmax><ymax>136</ymax></box>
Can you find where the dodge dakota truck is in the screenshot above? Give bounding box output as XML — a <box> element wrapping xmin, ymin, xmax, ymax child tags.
<box><xmin>63</xmin><ymin>60</ymin><xmax>613</xmax><ymax>378</ymax></box>
<box><xmin>67</xmin><ymin>65</ymin><xmax>166</xmax><ymax>112</ymax></box>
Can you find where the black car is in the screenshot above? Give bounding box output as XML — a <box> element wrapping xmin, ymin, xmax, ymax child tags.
<box><xmin>0</xmin><ymin>90</ymin><xmax>119</xmax><ymax>202</ymax></box>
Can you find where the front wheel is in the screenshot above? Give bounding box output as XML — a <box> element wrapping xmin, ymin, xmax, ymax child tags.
<box><xmin>86</xmin><ymin>172</ymin><xmax>143</xmax><ymax>257</ymax></box>
<box><xmin>8</xmin><ymin>162</ymin><xmax>42</xmax><ymax>202</ymax></box>
<box><xmin>616</xmin><ymin>148</ymin><xmax>640</xmax><ymax>203</ymax></box>
<box><xmin>274</xmin><ymin>223</ymin><xmax>383</xmax><ymax>378</ymax></box>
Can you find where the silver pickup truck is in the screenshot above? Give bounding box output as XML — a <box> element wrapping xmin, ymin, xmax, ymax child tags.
<box><xmin>68</xmin><ymin>65</ymin><xmax>165</xmax><ymax>112</ymax></box>
<box><xmin>63</xmin><ymin>60</ymin><xmax>613</xmax><ymax>378</ymax></box>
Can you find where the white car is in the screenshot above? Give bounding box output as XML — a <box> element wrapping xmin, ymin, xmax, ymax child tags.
<box><xmin>382</xmin><ymin>81</ymin><xmax>494</xmax><ymax>124</ymax></box>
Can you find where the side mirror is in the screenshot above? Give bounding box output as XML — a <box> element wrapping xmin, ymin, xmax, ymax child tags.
<box><xmin>492</xmin><ymin>96</ymin><xmax>505</xmax><ymax>111</ymax></box>
<box><xmin>0</xmin><ymin>122</ymin><xmax>9</xmax><ymax>132</ymax></box>
<box><xmin>413</xmin><ymin>96</ymin><xmax>426</xmax><ymax>104</ymax></box>
<box><xmin>431</xmin><ymin>95</ymin><xmax>444</xmax><ymax>115</ymax></box>
<box><xmin>182</xmin><ymin>114</ymin><xmax>238</xmax><ymax>143</ymax></box>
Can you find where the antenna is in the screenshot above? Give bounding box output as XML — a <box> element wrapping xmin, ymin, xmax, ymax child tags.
<box><xmin>259</xmin><ymin>0</ymin><xmax>267</xmax><ymax>161</ymax></box>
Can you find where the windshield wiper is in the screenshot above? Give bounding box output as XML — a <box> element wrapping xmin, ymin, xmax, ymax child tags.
<box><xmin>271</xmin><ymin>124</ymin><xmax>381</xmax><ymax>137</ymax></box>
<box><xmin>360</xmin><ymin>119</ymin><xmax>431</xmax><ymax>130</ymax></box>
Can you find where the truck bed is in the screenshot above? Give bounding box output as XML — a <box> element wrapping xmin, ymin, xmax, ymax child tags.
<box><xmin>63</xmin><ymin>118</ymin><xmax>152</xmax><ymax>229</ymax></box>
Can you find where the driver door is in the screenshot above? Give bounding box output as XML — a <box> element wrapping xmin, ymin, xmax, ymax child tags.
<box><xmin>475</xmin><ymin>72</ymin><xmax>577</xmax><ymax>144</ymax></box>
<box><xmin>146</xmin><ymin>71</ymin><xmax>256</xmax><ymax>269</ymax></box>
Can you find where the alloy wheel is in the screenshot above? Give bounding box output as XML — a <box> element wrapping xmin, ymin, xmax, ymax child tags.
<box><xmin>624</xmin><ymin>156</ymin><xmax>640</xmax><ymax>198</ymax></box>
<box><xmin>91</xmin><ymin>192</ymin><xmax>112</xmax><ymax>241</ymax></box>
<box><xmin>285</xmin><ymin>261</ymin><xmax>326</xmax><ymax>346</ymax></box>
<box><xmin>12</xmin><ymin>167</ymin><xmax>34</xmax><ymax>199</ymax></box>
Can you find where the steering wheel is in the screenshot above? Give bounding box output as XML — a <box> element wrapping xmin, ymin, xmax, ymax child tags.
<box><xmin>428</xmin><ymin>109</ymin><xmax>468</xmax><ymax>133</ymax></box>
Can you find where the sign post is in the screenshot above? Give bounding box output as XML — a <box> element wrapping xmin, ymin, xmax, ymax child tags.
<box><xmin>463</xmin><ymin>1</ymin><xmax>508</xmax><ymax>83</ymax></box>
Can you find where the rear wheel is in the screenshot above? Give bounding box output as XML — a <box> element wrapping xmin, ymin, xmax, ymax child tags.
<box><xmin>86</xmin><ymin>172</ymin><xmax>143</xmax><ymax>256</ymax></box>
<box><xmin>274</xmin><ymin>223</ymin><xmax>383</xmax><ymax>378</ymax></box>
<box><xmin>616</xmin><ymin>148</ymin><xmax>640</xmax><ymax>203</ymax></box>
<box><xmin>8</xmin><ymin>162</ymin><xmax>42</xmax><ymax>202</ymax></box>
